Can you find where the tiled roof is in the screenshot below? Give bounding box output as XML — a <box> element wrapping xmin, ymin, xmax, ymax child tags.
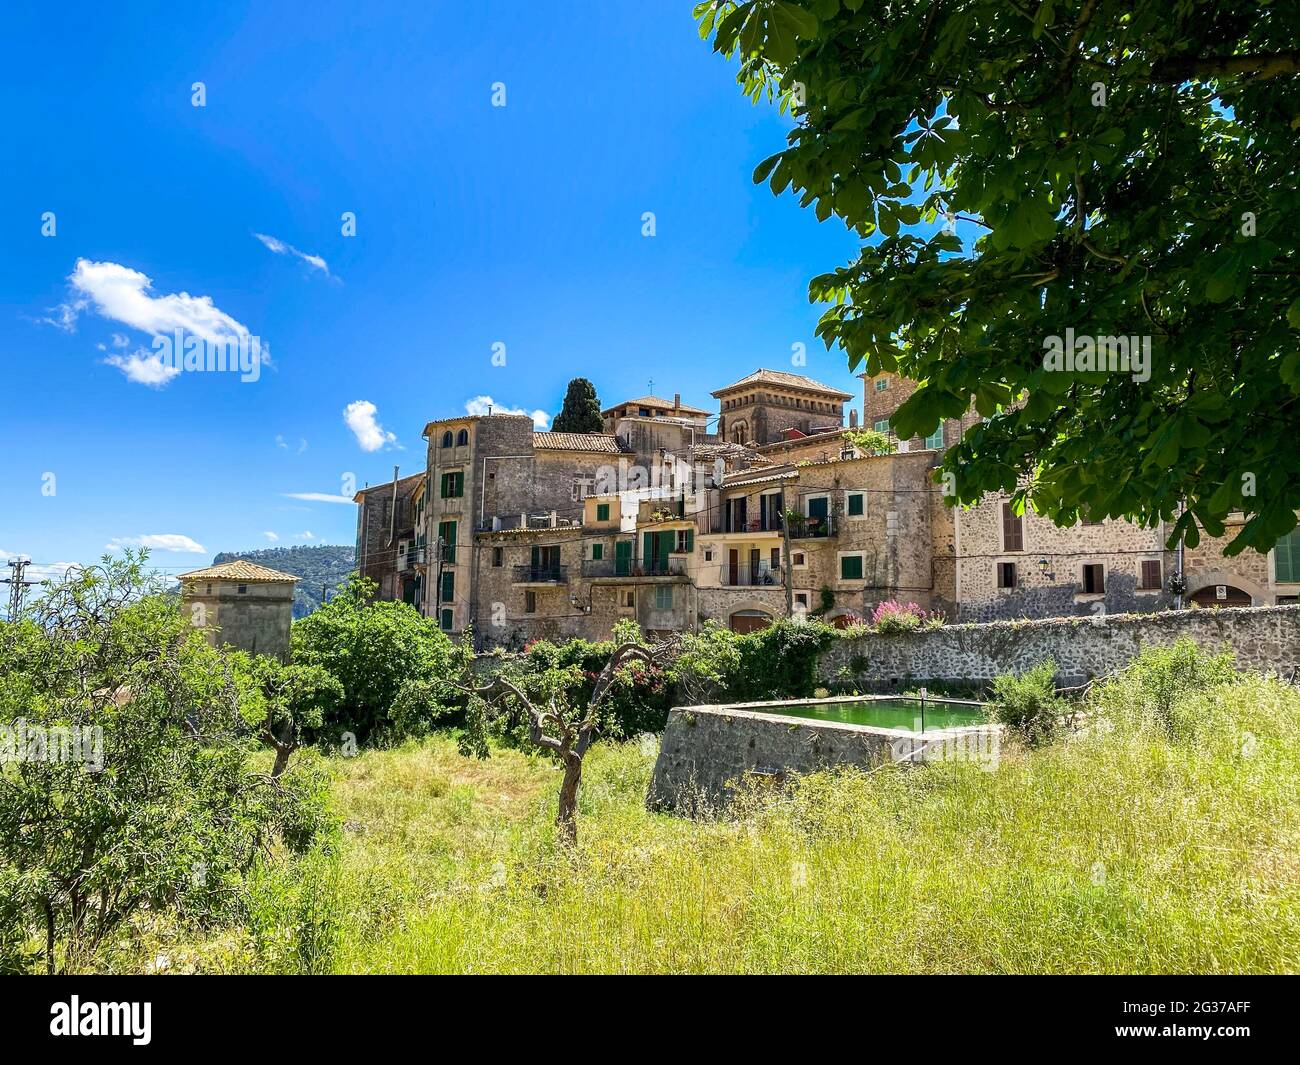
<box><xmin>722</xmin><ymin>465</ymin><xmax>799</xmax><ymax>489</ymax></box>
<box><xmin>712</xmin><ymin>368</ymin><xmax>854</xmax><ymax>400</ymax></box>
<box><xmin>602</xmin><ymin>394</ymin><xmax>711</xmax><ymax>416</ymax></box>
<box><xmin>177</xmin><ymin>561</ymin><xmax>300</xmax><ymax>583</ymax></box>
<box><xmin>352</xmin><ymin>472</ymin><xmax>425</xmax><ymax>503</ymax></box>
<box><xmin>532</xmin><ymin>432</ymin><xmax>628</xmax><ymax>453</ymax></box>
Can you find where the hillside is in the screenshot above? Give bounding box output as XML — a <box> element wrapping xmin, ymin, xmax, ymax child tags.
<box><xmin>212</xmin><ymin>544</ymin><xmax>355</xmax><ymax>617</ymax></box>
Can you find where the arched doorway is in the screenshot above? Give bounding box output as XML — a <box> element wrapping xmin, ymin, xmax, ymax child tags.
<box><xmin>729</xmin><ymin>608</ymin><xmax>772</xmax><ymax>634</ymax></box>
<box><xmin>1190</xmin><ymin>584</ymin><xmax>1252</xmax><ymax>607</ymax></box>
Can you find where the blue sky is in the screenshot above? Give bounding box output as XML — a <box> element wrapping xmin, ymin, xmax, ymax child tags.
<box><xmin>1</xmin><ymin>0</ymin><xmax>867</xmax><ymax>581</ymax></box>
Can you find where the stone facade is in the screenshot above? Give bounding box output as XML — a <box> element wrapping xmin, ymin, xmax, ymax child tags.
<box><xmin>817</xmin><ymin>603</ymin><xmax>1300</xmax><ymax>689</ymax></box>
<box><xmin>714</xmin><ymin>369</ymin><xmax>852</xmax><ymax>446</ymax></box>
<box><xmin>354</xmin><ymin>471</ymin><xmax>425</xmax><ymax>605</ymax></box>
<box><xmin>179</xmin><ymin>561</ymin><xmax>298</xmax><ymax>661</ymax></box>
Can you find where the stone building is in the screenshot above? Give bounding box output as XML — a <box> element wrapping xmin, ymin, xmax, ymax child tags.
<box><xmin>178</xmin><ymin>560</ymin><xmax>299</xmax><ymax>660</ymax></box>
<box><xmin>353</xmin><ymin>365</ymin><xmax>1300</xmax><ymax>647</ymax></box>
<box><xmin>714</xmin><ymin>369</ymin><xmax>853</xmax><ymax>446</ymax></box>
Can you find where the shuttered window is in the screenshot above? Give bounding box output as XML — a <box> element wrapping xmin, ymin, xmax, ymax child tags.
<box><xmin>1002</xmin><ymin>502</ymin><xmax>1023</xmax><ymax>551</ymax></box>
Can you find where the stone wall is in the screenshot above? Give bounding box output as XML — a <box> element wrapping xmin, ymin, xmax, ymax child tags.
<box><xmin>648</xmin><ymin>704</ymin><xmax>902</xmax><ymax>813</ymax></box>
<box><xmin>184</xmin><ymin>581</ymin><xmax>296</xmax><ymax>661</ymax></box>
<box><xmin>817</xmin><ymin>604</ymin><xmax>1300</xmax><ymax>688</ymax></box>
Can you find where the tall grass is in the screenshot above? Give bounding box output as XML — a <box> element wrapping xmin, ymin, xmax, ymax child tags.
<box><xmin>112</xmin><ymin>649</ymin><xmax>1300</xmax><ymax>974</ymax></box>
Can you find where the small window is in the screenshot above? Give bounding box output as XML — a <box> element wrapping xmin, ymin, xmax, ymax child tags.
<box><xmin>840</xmin><ymin>555</ymin><xmax>864</xmax><ymax>580</ymax></box>
<box><xmin>596</xmin><ymin>503</ymin><xmax>610</xmax><ymax>521</ymax></box>
<box><xmin>794</xmin><ymin>592</ymin><xmax>810</xmax><ymax>608</ymax></box>
<box><xmin>492</xmin><ymin>546</ymin><xmax>504</xmax><ymax>567</ymax></box>
<box><xmin>874</xmin><ymin>419</ymin><xmax>890</xmax><ymax>434</ymax></box>
<box><xmin>924</xmin><ymin>426</ymin><xmax>944</xmax><ymax>450</ymax></box>
<box><xmin>1139</xmin><ymin>559</ymin><xmax>1162</xmax><ymax>590</ymax></box>
<box><xmin>792</xmin><ymin>552</ymin><xmax>806</xmax><ymax>567</ymax></box>
<box><xmin>440</xmin><ymin>471</ymin><xmax>464</xmax><ymax>498</ymax></box>
<box><xmin>456</xmin><ymin>428</ymin><xmax>469</xmax><ymax>446</ymax></box>
<box><xmin>846</xmin><ymin>492</ymin><xmax>865</xmax><ymax>517</ymax></box>
<box><xmin>205</xmin><ymin>583</ymin><xmax>212</xmax><ymax>595</ymax></box>
<box><xmin>592</xmin><ymin>543</ymin><xmax>604</xmax><ymax>561</ymax></box>
<box><xmin>524</xmin><ymin>591</ymin><xmax>537</xmax><ymax>613</ymax></box>
<box><xmin>1002</xmin><ymin>502</ymin><xmax>1024</xmax><ymax>552</ymax></box>
<box><xmin>624</xmin><ymin>590</ymin><xmax>635</xmax><ymax>607</ymax></box>
<box><xmin>237</xmin><ymin>584</ymin><xmax>248</xmax><ymax>594</ymax></box>
<box><xmin>675</xmin><ymin>529</ymin><xmax>694</xmax><ymax>553</ymax></box>
<box><xmin>874</xmin><ymin>377</ymin><xmax>889</xmax><ymax>392</ymax></box>
<box><xmin>997</xmin><ymin>562</ymin><xmax>1017</xmax><ymax>589</ymax></box>
<box><xmin>655</xmin><ymin>585</ymin><xmax>673</xmax><ymax>610</ymax></box>
<box><xmin>770</xmin><ymin>548</ymin><xmax>781</xmax><ymax>569</ymax></box>
<box><xmin>440</xmin><ymin>430</ymin><xmax>453</xmax><ymax>448</ymax></box>
<box><xmin>440</xmin><ymin>571</ymin><xmax>454</xmax><ymax>602</ymax></box>
<box><xmin>703</xmin><ymin>548</ymin><xmax>713</xmax><ymax>562</ymax></box>
<box><xmin>1081</xmin><ymin>563</ymin><xmax>1105</xmax><ymax>594</ymax></box>
<box><xmin>440</xmin><ymin>608</ymin><xmax>453</xmax><ymax>631</ymax></box>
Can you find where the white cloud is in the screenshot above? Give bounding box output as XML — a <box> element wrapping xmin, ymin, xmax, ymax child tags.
<box><xmin>103</xmin><ymin>350</ymin><xmax>182</xmax><ymax>388</ymax></box>
<box><xmin>263</xmin><ymin>531</ymin><xmax>279</xmax><ymax>542</ymax></box>
<box><xmin>465</xmin><ymin>395</ymin><xmax>550</xmax><ymax>430</ymax></box>
<box><xmin>294</xmin><ymin>531</ymin><xmax>315</xmax><ymax>541</ymax></box>
<box><xmin>106</xmin><ymin>534</ymin><xmax>206</xmax><ymax>554</ymax></box>
<box><xmin>254</xmin><ymin>232</ymin><xmax>331</xmax><ymax>277</ymax></box>
<box><xmin>56</xmin><ymin>259</ymin><xmax>253</xmax><ymax>345</ymax></box>
<box><xmin>283</xmin><ymin>492</ymin><xmax>355</xmax><ymax>504</ymax></box>
<box><xmin>26</xmin><ymin>562</ymin><xmax>82</xmax><ymax>584</ymax></box>
<box><xmin>275</xmin><ymin>434</ymin><xmax>307</xmax><ymax>453</ymax></box>
<box><xmin>343</xmin><ymin>400</ymin><xmax>399</xmax><ymax>452</ymax></box>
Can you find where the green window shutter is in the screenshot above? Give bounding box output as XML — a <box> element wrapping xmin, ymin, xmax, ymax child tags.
<box><xmin>531</xmin><ymin>545</ymin><xmax>540</xmax><ymax>568</ymax></box>
<box><xmin>439</xmin><ymin>473</ymin><xmax>448</xmax><ymax>497</ymax></box>
<box><xmin>643</xmin><ymin>532</ymin><xmax>653</xmax><ymax>563</ymax></box>
<box><xmin>441</xmin><ymin>571</ymin><xmax>454</xmax><ymax>601</ymax></box>
<box><xmin>1277</xmin><ymin>530</ymin><xmax>1300</xmax><ymax>583</ymax></box>
<box><xmin>685</xmin><ymin>529</ymin><xmax>694</xmax><ymax>552</ymax></box>
<box><xmin>841</xmin><ymin>555</ymin><xmax>863</xmax><ymax>580</ymax></box>
<box><xmin>924</xmin><ymin>427</ymin><xmax>944</xmax><ymax>449</ymax></box>
<box><xmin>874</xmin><ymin>419</ymin><xmax>890</xmax><ymax>434</ymax></box>
<box><xmin>596</xmin><ymin>503</ymin><xmax>609</xmax><ymax>521</ymax></box>
<box><xmin>592</xmin><ymin>543</ymin><xmax>603</xmax><ymax>561</ymax></box>
<box><xmin>440</xmin><ymin>609</ymin><xmax>453</xmax><ymax>630</ymax></box>
<box><xmin>848</xmin><ymin>493</ymin><xmax>864</xmax><ymax>516</ymax></box>
<box><xmin>615</xmin><ymin>540</ymin><xmax>631</xmax><ymax>576</ymax></box>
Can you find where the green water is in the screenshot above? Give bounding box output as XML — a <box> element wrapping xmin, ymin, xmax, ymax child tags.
<box><xmin>752</xmin><ymin>698</ymin><xmax>987</xmax><ymax>733</ymax></box>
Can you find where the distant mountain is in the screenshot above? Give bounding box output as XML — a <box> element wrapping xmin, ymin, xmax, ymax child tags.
<box><xmin>211</xmin><ymin>544</ymin><xmax>355</xmax><ymax>618</ymax></box>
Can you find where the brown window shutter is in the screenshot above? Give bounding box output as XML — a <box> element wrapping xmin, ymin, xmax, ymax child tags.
<box><xmin>1002</xmin><ymin>502</ymin><xmax>1023</xmax><ymax>551</ymax></box>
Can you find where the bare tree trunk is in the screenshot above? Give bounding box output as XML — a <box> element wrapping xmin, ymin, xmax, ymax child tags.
<box><xmin>271</xmin><ymin>744</ymin><xmax>293</xmax><ymax>777</ymax></box>
<box><xmin>555</xmin><ymin>755</ymin><xmax>582</xmax><ymax>847</ymax></box>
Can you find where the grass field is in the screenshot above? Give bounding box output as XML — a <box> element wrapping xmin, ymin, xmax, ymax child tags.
<box><xmin>111</xmin><ymin>666</ymin><xmax>1300</xmax><ymax>974</ymax></box>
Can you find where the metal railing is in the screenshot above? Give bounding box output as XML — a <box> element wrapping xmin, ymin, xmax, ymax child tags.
<box><xmin>788</xmin><ymin>516</ymin><xmax>834</xmax><ymax>539</ymax></box>
<box><xmin>581</xmin><ymin>557</ymin><xmax>686</xmax><ymax>578</ymax></box>
<box><xmin>512</xmin><ymin>564</ymin><xmax>568</xmax><ymax>583</ymax></box>
<box><xmin>720</xmin><ymin>561</ymin><xmax>781</xmax><ymax>587</ymax></box>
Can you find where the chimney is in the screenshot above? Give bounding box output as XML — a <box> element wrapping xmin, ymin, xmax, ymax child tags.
<box><xmin>849</xmin><ymin>409</ymin><xmax>859</xmax><ymax>428</ymax></box>
<box><xmin>673</xmin><ymin>392</ymin><xmax>681</xmax><ymax>409</ymax></box>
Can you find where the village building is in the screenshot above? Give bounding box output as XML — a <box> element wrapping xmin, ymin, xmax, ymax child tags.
<box><xmin>353</xmin><ymin>366</ymin><xmax>1300</xmax><ymax>647</ymax></box>
<box><xmin>178</xmin><ymin>560</ymin><xmax>299</xmax><ymax>660</ymax></box>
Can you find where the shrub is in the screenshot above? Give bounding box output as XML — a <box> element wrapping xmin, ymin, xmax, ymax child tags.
<box><xmin>990</xmin><ymin>659</ymin><xmax>1067</xmax><ymax>747</ymax></box>
<box><xmin>291</xmin><ymin>575</ymin><xmax>458</xmax><ymax>742</ymax></box>
<box><xmin>871</xmin><ymin>600</ymin><xmax>928</xmax><ymax>633</ymax></box>
<box><xmin>1093</xmin><ymin>639</ymin><xmax>1240</xmax><ymax>742</ymax></box>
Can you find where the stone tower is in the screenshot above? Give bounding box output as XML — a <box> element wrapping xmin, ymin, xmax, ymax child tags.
<box><xmin>178</xmin><ymin>560</ymin><xmax>299</xmax><ymax>660</ymax></box>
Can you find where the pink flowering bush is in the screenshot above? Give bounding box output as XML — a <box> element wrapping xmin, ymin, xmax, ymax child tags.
<box><xmin>870</xmin><ymin>600</ymin><xmax>945</xmax><ymax>634</ymax></box>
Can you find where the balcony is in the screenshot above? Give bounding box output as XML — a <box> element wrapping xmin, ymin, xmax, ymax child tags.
<box><xmin>710</xmin><ymin>517</ymin><xmax>784</xmax><ymax>535</ymax></box>
<box><xmin>581</xmin><ymin>557</ymin><xmax>687</xmax><ymax>579</ymax></box>
<box><xmin>397</xmin><ymin>546</ymin><xmax>426</xmax><ymax>571</ymax></box>
<box><xmin>438</xmin><ymin>543</ymin><xmax>456</xmax><ymax>564</ymax></box>
<box><xmin>788</xmin><ymin>516</ymin><xmax>834</xmax><ymax>539</ymax></box>
<box><xmin>721</xmin><ymin>561</ymin><xmax>782</xmax><ymax>587</ymax></box>
<box><xmin>512</xmin><ymin>564</ymin><xmax>568</xmax><ymax>585</ymax></box>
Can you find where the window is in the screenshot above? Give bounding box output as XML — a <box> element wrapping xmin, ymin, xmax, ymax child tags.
<box><xmin>596</xmin><ymin>503</ymin><xmax>610</xmax><ymax>521</ymax></box>
<box><xmin>840</xmin><ymin>554</ymin><xmax>864</xmax><ymax>580</ymax></box>
<box><xmin>237</xmin><ymin>584</ymin><xmax>248</xmax><ymax>594</ymax></box>
<box><xmin>655</xmin><ymin>585</ymin><xmax>674</xmax><ymax>610</ymax></box>
<box><xmin>440</xmin><ymin>571</ymin><xmax>454</xmax><ymax>603</ymax></box>
<box><xmin>440</xmin><ymin>608</ymin><xmax>453</xmax><ymax>631</ymax></box>
<box><xmin>1139</xmin><ymin>559</ymin><xmax>1162</xmax><ymax>590</ymax></box>
<box><xmin>846</xmin><ymin>491</ymin><xmax>866</xmax><ymax>517</ymax></box>
<box><xmin>703</xmin><ymin>548</ymin><xmax>713</xmax><ymax>562</ymax></box>
<box><xmin>792</xmin><ymin>552</ymin><xmax>806</xmax><ymax>567</ymax></box>
<box><xmin>438</xmin><ymin>521</ymin><xmax>457</xmax><ymax>563</ymax></box>
<box><xmin>1276</xmin><ymin>529</ymin><xmax>1300</xmax><ymax>584</ymax></box>
<box><xmin>1001</xmin><ymin>502</ymin><xmax>1024</xmax><ymax>552</ymax></box>
<box><xmin>440</xmin><ymin>430</ymin><xmax>453</xmax><ymax>448</ymax></box>
<box><xmin>492</xmin><ymin>546</ymin><xmax>504</xmax><ymax>567</ymax></box>
<box><xmin>874</xmin><ymin>419</ymin><xmax>890</xmax><ymax>434</ymax></box>
<box><xmin>1081</xmin><ymin>563</ymin><xmax>1105</xmax><ymax>594</ymax></box>
<box><xmin>924</xmin><ymin>426</ymin><xmax>944</xmax><ymax>450</ymax></box>
<box><xmin>456</xmin><ymin>428</ymin><xmax>469</xmax><ymax>446</ymax></box>
<box><xmin>874</xmin><ymin>377</ymin><xmax>889</xmax><ymax>392</ymax></box>
<box><xmin>572</xmin><ymin>478</ymin><xmax>594</xmax><ymax>501</ymax></box>
<box><xmin>440</xmin><ymin>471</ymin><xmax>464</xmax><ymax>498</ymax></box>
<box><xmin>771</xmin><ymin>547</ymin><xmax>781</xmax><ymax>569</ymax></box>
<box><xmin>524</xmin><ymin>591</ymin><xmax>537</xmax><ymax>613</ymax></box>
<box><xmin>675</xmin><ymin>529</ymin><xmax>694</xmax><ymax>553</ymax></box>
<box><xmin>997</xmin><ymin>562</ymin><xmax>1017</xmax><ymax>589</ymax></box>
<box><xmin>205</xmin><ymin>583</ymin><xmax>212</xmax><ymax>595</ymax></box>
<box><xmin>624</xmin><ymin>590</ymin><xmax>635</xmax><ymax>607</ymax></box>
<box><xmin>794</xmin><ymin>591</ymin><xmax>810</xmax><ymax>608</ymax></box>
<box><xmin>592</xmin><ymin>543</ymin><xmax>604</xmax><ymax>561</ymax></box>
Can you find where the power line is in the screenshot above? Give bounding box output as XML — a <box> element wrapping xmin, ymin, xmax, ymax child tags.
<box><xmin>2</xmin><ymin>559</ymin><xmax>37</xmax><ymax>621</ymax></box>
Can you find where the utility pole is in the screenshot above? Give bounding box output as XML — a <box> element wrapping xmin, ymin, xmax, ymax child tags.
<box><xmin>4</xmin><ymin>558</ymin><xmax>36</xmax><ymax>621</ymax></box>
<box><xmin>781</xmin><ymin>493</ymin><xmax>794</xmax><ymax>619</ymax></box>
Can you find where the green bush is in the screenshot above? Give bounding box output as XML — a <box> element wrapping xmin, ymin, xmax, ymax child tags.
<box><xmin>1093</xmin><ymin>639</ymin><xmax>1240</xmax><ymax>742</ymax></box>
<box><xmin>291</xmin><ymin>575</ymin><xmax>458</xmax><ymax>742</ymax></box>
<box><xmin>990</xmin><ymin>659</ymin><xmax>1067</xmax><ymax>747</ymax></box>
